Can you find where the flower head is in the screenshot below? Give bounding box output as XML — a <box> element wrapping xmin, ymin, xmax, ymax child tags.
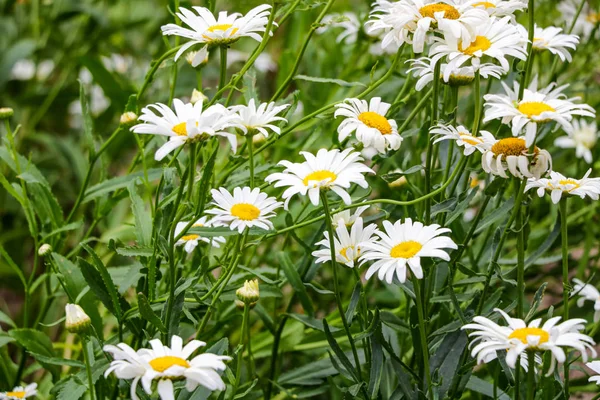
<box><xmin>132</xmin><ymin>99</ymin><xmax>241</xmax><ymax>160</ymax></box>
<box><xmin>572</xmin><ymin>279</ymin><xmax>600</xmax><ymax>323</ymax></box>
<box><xmin>162</xmin><ymin>5</ymin><xmax>273</xmax><ymax>61</ymax></box>
<box><xmin>359</xmin><ymin>218</ymin><xmax>457</xmax><ymax>284</ymax></box>
<box><xmin>65</xmin><ymin>304</ymin><xmax>91</xmax><ymax>334</ymax></box>
<box><xmin>236</xmin><ymin>279</ymin><xmax>260</xmax><ymax>306</ymax></box>
<box><xmin>334</xmin><ymin>97</ymin><xmax>402</xmax><ymax>153</ymax></box>
<box><xmin>332</xmin><ymin>205</ymin><xmax>370</xmax><ymax>227</ymax></box>
<box><xmin>431</xmin><ymin>124</ymin><xmax>495</xmax><ymax>155</ymax></box>
<box><xmin>313</xmin><ymin>217</ymin><xmax>378</xmax><ymax>268</ymax></box>
<box><xmin>525</xmin><ymin>169</ymin><xmax>600</xmax><ymax>203</ymax></box>
<box><xmin>559</xmin><ymin>0</ymin><xmax>599</xmax><ymax>40</ymax></box>
<box><xmin>462</xmin><ymin>308</ymin><xmax>596</xmax><ymax>374</ymax></box>
<box><xmin>175</xmin><ymin>217</ymin><xmax>226</xmax><ymax>253</ymax></box>
<box><xmin>519</xmin><ymin>24</ymin><xmax>579</xmax><ymax>62</ymax></box>
<box><xmin>472</xmin><ymin>0</ymin><xmax>527</xmax><ymax>18</ymax></box>
<box><xmin>265</xmin><ymin>148</ymin><xmax>374</xmax><ymax>209</ymax></box>
<box><xmin>318</xmin><ymin>12</ymin><xmax>361</xmax><ymax>44</ymax></box>
<box><xmin>229</xmin><ymin>99</ymin><xmax>289</xmax><ymax>137</ymax></box>
<box><xmin>104</xmin><ymin>336</ymin><xmax>231</xmax><ymax>400</ymax></box>
<box><xmin>0</xmin><ymin>384</ymin><xmax>37</xmax><ymax>399</ymax></box>
<box><xmin>407</xmin><ymin>57</ymin><xmax>505</xmax><ymax>90</ymax></box>
<box><xmin>586</xmin><ymin>361</ymin><xmax>600</xmax><ymax>385</ymax></box>
<box><xmin>554</xmin><ymin>119</ymin><xmax>598</xmax><ymax>164</ymax></box>
<box><xmin>481</xmin><ymin>135</ymin><xmax>552</xmax><ymax>179</ymax></box>
<box><xmin>206</xmin><ymin>187</ymin><xmax>282</xmax><ymax>233</ymax></box>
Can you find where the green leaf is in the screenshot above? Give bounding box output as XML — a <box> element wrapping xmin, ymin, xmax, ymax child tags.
<box><xmin>128</xmin><ymin>182</ymin><xmax>152</xmax><ymax>247</ymax></box>
<box><xmin>83</xmin><ymin>168</ymin><xmax>168</xmax><ymax>202</ymax></box>
<box><xmin>466</xmin><ymin>376</ymin><xmax>510</xmax><ymax>400</ymax></box>
<box><xmin>26</xmin><ymin>182</ymin><xmax>64</xmax><ymax>229</ymax></box>
<box><xmin>380</xmin><ymin>165</ymin><xmax>424</xmax><ymax>182</ymax></box>
<box><xmin>0</xmin><ymin>246</ymin><xmax>27</xmax><ymax>288</ymax></box>
<box><xmin>78</xmin><ymin>80</ymin><xmax>94</xmax><ymax>153</ymax></box>
<box><xmin>0</xmin><ymin>332</ymin><xmax>16</xmax><ymax>348</ymax></box>
<box><xmin>137</xmin><ymin>292</ymin><xmax>167</xmax><ymax>334</ymax></box>
<box><xmin>322</xmin><ymin>320</ymin><xmax>359</xmax><ymax>382</ymax></box>
<box><xmin>196</xmin><ymin>144</ymin><xmax>218</xmax><ymax>215</ymax></box>
<box><xmin>81</xmin><ymin>244</ymin><xmax>124</xmax><ymax>321</ymax></box>
<box><xmin>525</xmin><ymin>283</ymin><xmax>548</xmax><ymax>323</ymax></box>
<box><xmin>446</xmin><ymin>188</ymin><xmax>478</xmax><ymax>225</ymax></box>
<box><xmin>28</xmin><ymin>352</ymin><xmax>85</xmax><ymax>368</ymax></box>
<box><xmin>278</xmin><ymin>252</ymin><xmax>314</xmax><ymax>316</ymax></box>
<box><xmin>187</xmin><ymin>226</ymin><xmax>272</xmax><ymax>237</ymax></box>
<box><xmin>294</xmin><ymin>74</ymin><xmax>366</xmax><ymax>87</ymax></box>
<box><xmin>475</xmin><ymin>198</ymin><xmax>514</xmax><ymax>234</ymax></box>
<box><xmin>367</xmin><ymin>328</ymin><xmax>384</xmax><ymax>399</ymax></box>
<box><xmin>50</xmin><ymin>375</ymin><xmax>87</xmax><ymax>400</ymax></box>
<box><xmin>430</xmin><ymin>330</ymin><xmax>468</xmax><ymax>398</ymax></box>
<box><xmin>524</xmin><ymin>217</ymin><xmax>560</xmax><ymax>267</ymax></box>
<box><xmin>9</xmin><ymin>329</ymin><xmax>60</xmax><ymax>379</ymax></box>
<box><xmin>285</xmin><ymin>313</ymin><xmax>340</xmax><ymax>332</ymax></box>
<box><xmin>345</xmin><ymin>282</ymin><xmax>361</xmax><ymax>325</ymax></box>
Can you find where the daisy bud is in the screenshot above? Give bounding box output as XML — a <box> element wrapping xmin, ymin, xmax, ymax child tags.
<box><xmin>252</xmin><ymin>132</ymin><xmax>267</xmax><ymax>144</ymax></box>
<box><xmin>191</xmin><ymin>89</ymin><xmax>209</xmax><ymax>105</ymax></box>
<box><xmin>65</xmin><ymin>304</ymin><xmax>91</xmax><ymax>334</ymax></box>
<box><xmin>236</xmin><ymin>279</ymin><xmax>259</xmax><ymax>307</ymax></box>
<box><xmin>38</xmin><ymin>243</ymin><xmax>52</xmax><ymax>256</ymax></box>
<box><xmin>0</xmin><ymin>107</ymin><xmax>14</xmax><ymax>120</ymax></box>
<box><xmin>186</xmin><ymin>47</ymin><xmax>209</xmax><ymax>67</ymax></box>
<box><xmin>119</xmin><ymin>111</ymin><xmax>138</xmax><ymax>126</ymax></box>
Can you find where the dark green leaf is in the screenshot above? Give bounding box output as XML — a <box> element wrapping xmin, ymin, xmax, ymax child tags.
<box><xmin>138</xmin><ymin>292</ymin><xmax>167</xmax><ymax>334</ymax></box>
<box><xmin>278</xmin><ymin>252</ymin><xmax>314</xmax><ymax>316</ymax></box>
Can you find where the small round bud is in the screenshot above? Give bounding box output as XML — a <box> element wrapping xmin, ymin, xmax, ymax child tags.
<box><xmin>253</xmin><ymin>132</ymin><xmax>267</xmax><ymax>145</ymax></box>
<box><xmin>38</xmin><ymin>243</ymin><xmax>52</xmax><ymax>256</ymax></box>
<box><xmin>236</xmin><ymin>279</ymin><xmax>259</xmax><ymax>308</ymax></box>
<box><xmin>120</xmin><ymin>112</ymin><xmax>138</xmax><ymax>126</ymax></box>
<box><xmin>65</xmin><ymin>304</ymin><xmax>91</xmax><ymax>334</ymax></box>
<box><xmin>186</xmin><ymin>47</ymin><xmax>209</xmax><ymax>67</ymax></box>
<box><xmin>0</xmin><ymin>108</ymin><xmax>14</xmax><ymax>120</ymax></box>
<box><xmin>191</xmin><ymin>89</ymin><xmax>209</xmax><ymax>105</ymax></box>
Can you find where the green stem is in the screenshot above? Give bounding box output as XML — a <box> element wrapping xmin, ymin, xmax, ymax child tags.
<box><xmin>83</xmin><ymin>338</ymin><xmax>97</xmax><ymax>400</ymax></box>
<box><xmin>219</xmin><ymin>46</ymin><xmax>228</xmax><ymax>91</ymax></box>
<box><xmin>186</xmin><ymin>143</ymin><xmax>196</xmax><ymax>202</ymax></box>
<box><xmin>137</xmin><ymin>46</ymin><xmax>183</xmax><ymax>100</ymax></box>
<box><xmin>472</xmin><ymin>70</ymin><xmax>481</xmax><ymax>135</ymax></box>
<box><xmin>560</xmin><ymin>198</ymin><xmax>570</xmax><ymax>396</ymax></box>
<box><xmin>412</xmin><ymin>276</ymin><xmax>433</xmax><ymax>399</ymax></box>
<box><xmin>516</xmin><ymin>187</ymin><xmax>526</xmax><ymax>318</ymax></box>
<box><xmin>424</xmin><ymin>63</ymin><xmax>442</xmax><ymax>224</ymax></box>
<box><xmin>247</xmin><ymin>134</ymin><xmax>255</xmax><ymax>188</ymax></box>
<box><xmin>231</xmin><ymin>305</ymin><xmax>250</xmax><ymax>399</ymax></box>
<box><xmin>321</xmin><ymin>192</ymin><xmax>362</xmax><ymax>379</ymax></box>
<box><xmin>526</xmin><ymin>351</ymin><xmax>536</xmax><ymax>400</ymax></box>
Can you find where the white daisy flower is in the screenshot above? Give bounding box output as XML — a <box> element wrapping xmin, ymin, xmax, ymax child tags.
<box><xmin>481</xmin><ymin>135</ymin><xmax>552</xmax><ymax>179</ymax></box>
<box><xmin>313</xmin><ymin>217</ymin><xmax>378</xmax><ymax>268</ymax></box>
<box><xmin>462</xmin><ymin>308</ymin><xmax>596</xmax><ymax>374</ymax></box>
<box><xmin>472</xmin><ymin>0</ymin><xmax>527</xmax><ymax>18</ymax></box>
<box><xmin>525</xmin><ymin>169</ymin><xmax>600</xmax><ymax>204</ymax></box>
<box><xmin>572</xmin><ymin>279</ymin><xmax>600</xmax><ymax>323</ymax></box>
<box><xmin>407</xmin><ymin>57</ymin><xmax>505</xmax><ymax>90</ymax></box>
<box><xmin>317</xmin><ymin>12</ymin><xmax>361</xmax><ymax>44</ymax></box>
<box><xmin>333</xmin><ymin>205</ymin><xmax>370</xmax><ymax>227</ymax></box>
<box><xmin>483</xmin><ymin>80</ymin><xmax>595</xmax><ymax>147</ymax></box>
<box><xmin>559</xmin><ymin>0</ymin><xmax>599</xmax><ymax>40</ymax></box>
<box><xmin>334</xmin><ymin>97</ymin><xmax>403</xmax><ymax>153</ymax></box>
<box><xmin>430</xmin><ymin>16</ymin><xmax>527</xmax><ymax>82</ymax></box>
<box><xmin>265</xmin><ymin>148</ymin><xmax>374</xmax><ymax>209</ymax></box>
<box><xmin>517</xmin><ymin>24</ymin><xmax>579</xmax><ymax>62</ymax></box>
<box><xmin>206</xmin><ymin>187</ymin><xmax>282</xmax><ymax>233</ymax></box>
<box><xmin>229</xmin><ymin>99</ymin><xmax>289</xmax><ymax>137</ymax></box>
<box><xmin>161</xmin><ymin>5</ymin><xmax>273</xmax><ymax>61</ymax></box>
<box><xmin>0</xmin><ymin>384</ymin><xmax>37</xmax><ymax>399</ymax></box>
<box><xmin>431</xmin><ymin>124</ymin><xmax>495</xmax><ymax>155</ymax></box>
<box><xmin>587</xmin><ymin>361</ymin><xmax>600</xmax><ymax>385</ymax></box>
<box><xmin>175</xmin><ymin>217</ymin><xmax>226</xmax><ymax>253</ymax></box>
<box><xmin>104</xmin><ymin>336</ymin><xmax>231</xmax><ymax>400</ymax></box>
<box><xmin>132</xmin><ymin>99</ymin><xmax>242</xmax><ymax>161</ymax></box>
<box><xmin>554</xmin><ymin>119</ymin><xmax>598</xmax><ymax>164</ymax></box>
<box><xmin>359</xmin><ymin>219</ymin><xmax>457</xmax><ymax>284</ymax></box>
<box><xmin>366</xmin><ymin>0</ymin><xmax>489</xmax><ymax>53</ymax></box>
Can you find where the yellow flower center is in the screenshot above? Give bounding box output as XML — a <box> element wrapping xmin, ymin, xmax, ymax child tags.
<box><xmin>508</xmin><ymin>327</ymin><xmax>549</xmax><ymax>345</ymax></box>
<box><xmin>339</xmin><ymin>245</ymin><xmax>358</xmax><ymax>261</ymax></box>
<box><xmin>459</xmin><ymin>134</ymin><xmax>483</xmax><ymax>146</ymax></box>
<box><xmin>517</xmin><ymin>102</ymin><xmax>556</xmax><ymax>117</ymax></box>
<box><xmin>470</xmin><ymin>177</ymin><xmax>480</xmax><ymax>188</ymax></box>
<box><xmin>473</xmin><ymin>1</ymin><xmax>495</xmax><ymax>8</ymax></box>
<box><xmin>207</xmin><ymin>24</ymin><xmax>238</xmax><ymax>34</ymax></box>
<box><xmin>230</xmin><ymin>203</ymin><xmax>261</xmax><ymax>221</ymax></box>
<box><xmin>419</xmin><ymin>3</ymin><xmax>460</xmax><ymax>19</ymax></box>
<box><xmin>172</xmin><ymin>122</ymin><xmax>188</xmax><ymax>136</ymax></box>
<box><xmin>461</xmin><ymin>36</ymin><xmax>492</xmax><ymax>55</ymax></box>
<box><xmin>390</xmin><ymin>241</ymin><xmax>423</xmax><ymax>258</ymax></box>
<box><xmin>149</xmin><ymin>356</ymin><xmax>190</xmax><ymax>373</ymax></box>
<box><xmin>5</xmin><ymin>392</ymin><xmax>26</xmax><ymax>399</ymax></box>
<box><xmin>181</xmin><ymin>234</ymin><xmax>200</xmax><ymax>241</ymax></box>
<box><xmin>552</xmin><ymin>179</ymin><xmax>581</xmax><ymax>192</ymax></box>
<box><xmin>586</xmin><ymin>12</ymin><xmax>600</xmax><ymax>23</ymax></box>
<box><xmin>303</xmin><ymin>170</ymin><xmax>337</xmax><ymax>186</ymax></box>
<box><xmin>358</xmin><ymin>111</ymin><xmax>393</xmax><ymax>135</ymax></box>
<box><xmin>491</xmin><ymin>138</ymin><xmax>530</xmax><ymax>157</ymax></box>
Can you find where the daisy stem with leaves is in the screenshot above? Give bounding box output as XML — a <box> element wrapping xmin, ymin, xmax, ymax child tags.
<box><xmin>247</xmin><ymin>134</ymin><xmax>255</xmax><ymax>188</ymax></box>
<box><xmin>412</xmin><ymin>275</ymin><xmax>433</xmax><ymax>399</ymax></box>
<box><xmin>320</xmin><ymin>191</ymin><xmax>363</xmax><ymax>380</ymax></box>
<box><xmin>231</xmin><ymin>304</ymin><xmax>251</xmax><ymax>399</ymax></box>
<box><xmin>82</xmin><ymin>339</ymin><xmax>96</xmax><ymax>400</ymax></box>
<box><xmin>560</xmin><ymin>197</ymin><xmax>570</xmax><ymax>395</ymax></box>
<box><xmin>425</xmin><ymin>62</ymin><xmax>441</xmax><ymax>224</ymax></box>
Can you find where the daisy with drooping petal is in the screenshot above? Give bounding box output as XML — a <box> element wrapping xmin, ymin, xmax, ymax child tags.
<box><xmin>407</xmin><ymin>57</ymin><xmax>505</xmax><ymax>90</ymax></box>
<box><xmin>333</xmin><ymin>205</ymin><xmax>370</xmax><ymax>227</ymax></box>
<box><xmin>229</xmin><ymin>99</ymin><xmax>289</xmax><ymax>137</ymax></box>
<box><xmin>517</xmin><ymin>24</ymin><xmax>579</xmax><ymax>62</ymax></box>
<box><xmin>132</xmin><ymin>99</ymin><xmax>241</xmax><ymax>161</ymax></box>
<box><xmin>0</xmin><ymin>384</ymin><xmax>37</xmax><ymax>399</ymax></box>
<box><xmin>313</xmin><ymin>217</ymin><xmax>378</xmax><ymax>268</ymax></box>
<box><xmin>265</xmin><ymin>149</ymin><xmax>374</xmax><ymax>209</ymax></box>
<box><xmin>430</xmin><ymin>16</ymin><xmax>527</xmax><ymax>82</ymax></box>
<box><xmin>431</xmin><ymin>124</ymin><xmax>495</xmax><ymax>155</ymax></box>
<box><xmin>559</xmin><ymin>0</ymin><xmax>599</xmax><ymax>40</ymax></box>
<box><xmin>161</xmin><ymin>5</ymin><xmax>273</xmax><ymax>61</ymax></box>
<box><xmin>555</xmin><ymin>119</ymin><xmax>598</xmax><ymax>164</ymax></box>
<box><xmin>104</xmin><ymin>336</ymin><xmax>231</xmax><ymax>400</ymax></box>
<box><xmin>175</xmin><ymin>217</ymin><xmax>226</xmax><ymax>253</ymax></box>
<box><xmin>366</xmin><ymin>0</ymin><xmax>489</xmax><ymax>53</ymax></box>
<box><xmin>472</xmin><ymin>0</ymin><xmax>527</xmax><ymax>18</ymax></box>
<box><xmin>359</xmin><ymin>219</ymin><xmax>457</xmax><ymax>284</ymax></box>
<box><xmin>572</xmin><ymin>279</ymin><xmax>600</xmax><ymax>323</ymax></box>
<box><xmin>206</xmin><ymin>187</ymin><xmax>282</xmax><ymax>233</ymax></box>
<box><xmin>525</xmin><ymin>169</ymin><xmax>600</xmax><ymax>204</ymax></box>
<box><xmin>481</xmin><ymin>136</ymin><xmax>552</xmax><ymax>179</ymax></box>
<box><xmin>334</xmin><ymin>97</ymin><xmax>403</xmax><ymax>153</ymax></box>
<box><xmin>317</xmin><ymin>12</ymin><xmax>361</xmax><ymax>44</ymax></box>
<box><xmin>462</xmin><ymin>308</ymin><xmax>596</xmax><ymax>374</ymax></box>
<box><xmin>483</xmin><ymin>80</ymin><xmax>595</xmax><ymax>147</ymax></box>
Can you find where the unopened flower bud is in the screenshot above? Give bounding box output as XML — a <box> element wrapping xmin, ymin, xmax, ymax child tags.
<box><xmin>65</xmin><ymin>304</ymin><xmax>91</xmax><ymax>334</ymax></box>
<box><xmin>38</xmin><ymin>243</ymin><xmax>52</xmax><ymax>256</ymax></box>
<box><xmin>191</xmin><ymin>89</ymin><xmax>209</xmax><ymax>105</ymax></box>
<box><xmin>0</xmin><ymin>108</ymin><xmax>14</xmax><ymax>120</ymax></box>
<box><xmin>388</xmin><ymin>169</ymin><xmax>408</xmax><ymax>188</ymax></box>
<box><xmin>120</xmin><ymin>112</ymin><xmax>138</xmax><ymax>126</ymax></box>
<box><xmin>186</xmin><ymin>47</ymin><xmax>209</xmax><ymax>67</ymax></box>
<box><xmin>236</xmin><ymin>279</ymin><xmax>259</xmax><ymax>307</ymax></box>
<box><xmin>253</xmin><ymin>132</ymin><xmax>267</xmax><ymax>144</ymax></box>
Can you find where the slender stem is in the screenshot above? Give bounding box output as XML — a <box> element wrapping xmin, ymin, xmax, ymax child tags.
<box><xmin>219</xmin><ymin>46</ymin><xmax>228</xmax><ymax>91</ymax></box>
<box><xmin>472</xmin><ymin>70</ymin><xmax>481</xmax><ymax>135</ymax></box>
<box><xmin>320</xmin><ymin>192</ymin><xmax>362</xmax><ymax>379</ymax></box>
<box><xmin>412</xmin><ymin>276</ymin><xmax>433</xmax><ymax>399</ymax></box>
<box><xmin>83</xmin><ymin>338</ymin><xmax>97</xmax><ymax>400</ymax></box>
<box><xmin>516</xmin><ymin>186</ymin><xmax>526</xmax><ymax>318</ymax></box>
<box><xmin>137</xmin><ymin>46</ymin><xmax>182</xmax><ymax>100</ymax></box>
<box><xmin>247</xmin><ymin>134</ymin><xmax>255</xmax><ymax>188</ymax></box>
<box><xmin>560</xmin><ymin>198</ymin><xmax>570</xmax><ymax>396</ymax></box>
<box><xmin>231</xmin><ymin>305</ymin><xmax>250</xmax><ymax>399</ymax></box>
<box><xmin>186</xmin><ymin>143</ymin><xmax>196</xmax><ymax>202</ymax></box>
<box><xmin>526</xmin><ymin>350</ymin><xmax>536</xmax><ymax>400</ymax></box>
<box><xmin>424</xmin><ymin>63</ymin><xmax>442</xmax><ymax>224</ymax></box>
